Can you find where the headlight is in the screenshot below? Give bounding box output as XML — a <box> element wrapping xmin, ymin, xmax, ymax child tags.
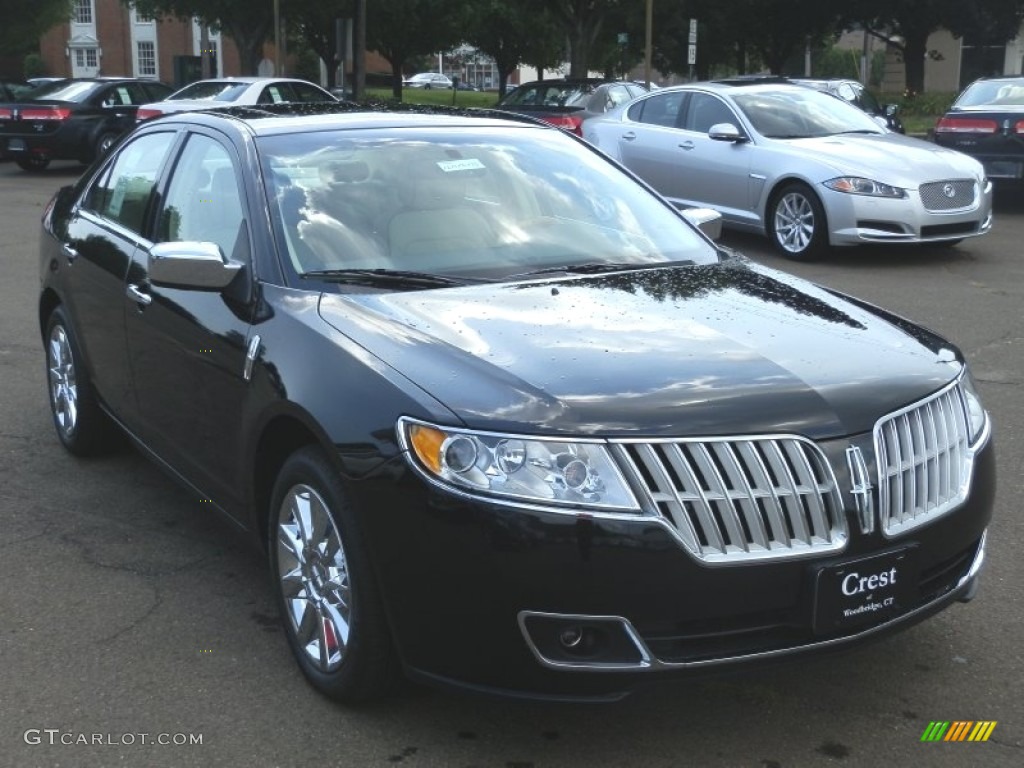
<box><xmin>399</xmin><ymin>418</ymin><xmax>640</xmax><ymax>512</ymax></box>
<box><xmin>823</xmin><ymin>177</ymin><xmax>906</xmax><ymax>198</ymax></box>
<box><xmin>960</xmin><ymin>373</ymin><xmax>988</xmax><ymax>445</ymax></box>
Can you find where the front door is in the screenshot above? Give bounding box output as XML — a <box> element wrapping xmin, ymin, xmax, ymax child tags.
<box><xmin>124</xmin><ymin>130</ymin><xmax>256</xmax><ymax>514</ymax></box>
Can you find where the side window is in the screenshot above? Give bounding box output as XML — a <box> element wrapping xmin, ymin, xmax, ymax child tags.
<box><xmin>605</xmin><ymin>85</ymin><xmax>630</xmax><ymax>111</ymax></box>
<box><xmin>259</xmin><ymin>84</ymin><xmax>294</xmax><ymax>104</ymax></box>
<box><xmin>82</xmin><ymin>131</ymin><xmax>176</xmax><ymax>235</ymax></box>
<box><xmin>684</xmin><ymin>93</ymin><xmax>736</xmax><ymax>133</ymax></box>
<box><xmin>158</xmin><ymin>134</ymin><xmax>247</xmax><ymax>262</ymax></box>
<box><xmin>631</xmin><ymin>93</ymin><xmax>684</xmax><ymax>127</ymax></box>
<box><xmin>122</xmin><ymin>83</ymin><xmax>148</xmax><ymax>105</ymax></box>
<box><xmin>291</xmin><ymin>82</ymin><xmax>329</xmax><ymax>102</ymax></box>
<box><xmin>836</xmin><ymin>82</ymin><xmax>857</xmax><ymax>104</ymax></box>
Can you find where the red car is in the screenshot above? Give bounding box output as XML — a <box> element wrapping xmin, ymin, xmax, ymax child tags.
<box><xmin>495</xmin><ymin>78</ymin><xmax>648</xmax><ymax>135</ymax></box>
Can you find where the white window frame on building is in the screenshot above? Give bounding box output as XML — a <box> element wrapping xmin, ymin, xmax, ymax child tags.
<box><xmin>69</xmin><ymin>0</ymin><xmax>100</xmax><ymax>77</ymax></box>
<box><xmin>73</xmin><ymin>0</ymin><xmax>93</xmax><ymax>24</ymax></box>
<box><xmin>131</xmin><ymin>8</ymin><xmax>159</xmax><ymax>79</ymax></box>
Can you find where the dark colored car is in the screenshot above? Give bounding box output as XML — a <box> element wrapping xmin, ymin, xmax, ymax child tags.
<box><xmin>933</xmin><ymin>76</ymin><xmax>1024</xmax><ymax>181</ymax></box>
<box><xmin>38</xmin><ymin>102</ymin><xmax>994</xmax><ymax>703</ymax></box>
<box><xmin>790</xmin><ymin>78</ymin><xmax>905</xmax><ymax>133</ymax></box>
<box><xmin>0</xmin><ymin>78</ymin><xmax>34</xmax><ymax>101</ymax></box>
<box><xmin>495</xmin><ymin>78</ymin><xmax>648</xmax><ymax>135</ymax></box>
<box><xmin>0</xmin><ymin>77</ymin><xmax>173</xmax><ymax>170</ymax></box>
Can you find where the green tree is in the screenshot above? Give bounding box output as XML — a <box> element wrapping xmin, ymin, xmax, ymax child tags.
<box><xmin>128</xmin><ymin>0</ymin><xmax>273</xmax><ymax>75</ymax></box>
<box><xmin>366</xmin><ymin>0</ymin><xmax>465</xmax><ymax>97</ymax></box>
<box><xmin>845</xmin><ymin>0</ymin><xmax>1024</xmax><ymax>93</ymax></box>
<box><xmin>287</xmin><ymin>0</ymin><xmax>354</xmax><ymax>89</ymax></box>
<box><xmin>538</xmin><ymin>0</ymin><xmax>623</xmax><ymax>78</ymax></box>
<box><xmin>1</xmin><ymin>0</ymin><xmax>73</xmax><ymax>57</ymax></box>
<box><xmin>463</xmin><ymin>0</ymin><xmax>543</xmax><ymax>94</ymax></box>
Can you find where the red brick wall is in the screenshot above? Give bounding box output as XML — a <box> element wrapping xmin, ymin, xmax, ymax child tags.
<box><xmin>30</xmin><ymin>1</ymin><xmax>321</xmax><ymax>83</ymax></box>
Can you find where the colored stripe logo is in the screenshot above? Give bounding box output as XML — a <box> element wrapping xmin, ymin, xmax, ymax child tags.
<box><xmin>921</xmin><ymin>721</ymin><xmax>997</xmax><ymax>742</ymax></box>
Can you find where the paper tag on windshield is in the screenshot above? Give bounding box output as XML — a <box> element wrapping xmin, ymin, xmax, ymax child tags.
<box><xmin>436</xmin><ymin>158</ymin><xmax>485</xmax><ymax>173</ymax></box>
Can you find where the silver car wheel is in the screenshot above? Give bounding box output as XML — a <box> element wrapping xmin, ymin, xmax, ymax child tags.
<box><xmin>774</xmin><ymin>191</ymin><xmax>816</xmax><ymax>253</ymax></box>
<box><xmin>47</xmin><ymin>324</ymin><xmax>78</xmax><ymax>438</ymax></box>
<box><xmin>276</xmin><ymin>483</ymin><xmax>352</xmax><ymax>673</ymax></box>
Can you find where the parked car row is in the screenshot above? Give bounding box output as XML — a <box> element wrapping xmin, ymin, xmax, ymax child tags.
<box><xmin>37</xmin><ymin>99</ymin><xmax>995</xmax><ymax>705</ymax></box>
<box><xmin>1</xmin><ymin>76</ymin><xmax>337</xmax><ymax>171</ymax></box>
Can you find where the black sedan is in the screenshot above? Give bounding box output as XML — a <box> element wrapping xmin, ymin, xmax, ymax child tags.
<box><xmin>0</xmin><ymin>77</ymin><xmax>173</xmax><ymax>170</ymax></box>
<box><xmin>38</xmin><ymin>103</ymin><xmax>994</xmax><ymax>703</ymax></box>
<box><xmin>933</xmin><ymin>76</ymin><xmax>1024</xmax><ymax>181</ymax></box>
<box><xmin>495</xmin><ymin>78</ymin><xmax>648</xmax><ymax>135</ymax></box>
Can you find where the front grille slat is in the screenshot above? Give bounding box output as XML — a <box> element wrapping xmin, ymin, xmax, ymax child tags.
<box><xmin>876</xmin><ymin>381</ymin><xmax>977</xmax><ymax>535</ymax></box>
<box><xmin>617</xmin><ymin>437</ymin><xmax>845</xmax><ymax>564</ymax></box>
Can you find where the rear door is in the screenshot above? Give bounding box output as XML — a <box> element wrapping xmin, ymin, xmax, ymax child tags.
<box><xmin>615</xmin><ymin>91</ymin><xmax>689</xmax><ymax>202</ymax></box>
<box><xmin>61</xmin><ymin>130</ymin><xmax>179</xmax><ymax>422</ymax></box>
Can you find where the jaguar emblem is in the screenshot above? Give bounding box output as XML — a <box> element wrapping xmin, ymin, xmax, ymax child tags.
<box><xmin>943</xmin><ymin>183</ymin><xmax>956</xmax><ymax>198</ymax></box>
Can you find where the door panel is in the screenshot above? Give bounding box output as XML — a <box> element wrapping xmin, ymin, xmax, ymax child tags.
<box><xmin>62</xmin><ymin>131</ymin><xmax>176</xmax><ymax>421</ymax></box>
<box><xmin>125</xmin><ymin>131</ymin><xmax>255</xmax><ymax>511</ymax></box>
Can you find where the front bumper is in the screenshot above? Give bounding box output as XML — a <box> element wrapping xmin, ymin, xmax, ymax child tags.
<box><xmin>822</xmin><ymin>179</ymin><xmax>994</xmax><ymax>246</ymax></box>
<box><xmin>354</xmin><ymin>436</ymin><xmax>995</xmax><ymax>699</ymax></box>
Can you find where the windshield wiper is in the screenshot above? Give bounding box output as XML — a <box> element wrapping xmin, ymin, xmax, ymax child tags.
<box><xmin>507</xmin><ymin>260</ymin><xmax>694</xmax><ymax>280</ymax></box>
<box><xmin>832</xmin><ymin>129</ymin><xmax>882</xmax><ymax>135</ymax></box>
<box><xmin>301</xmin><ymin>268</ymin><xmax>477</xmax><ymax>288</ymax></box>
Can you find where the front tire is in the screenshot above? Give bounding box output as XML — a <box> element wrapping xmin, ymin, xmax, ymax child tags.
<box><xmin>44</xmin><ymin>306</ymin><xmax>120</xmax><ymax>455</ymax></box>
<box><xmin>269</xmin><ymin>446</ymin><xmax>398</xmax><ymax>704</ymax></box>
<box><xmin>769</xmin><ymin>182</ymin><xmax>828</xmax><ymax>260</ymax></box>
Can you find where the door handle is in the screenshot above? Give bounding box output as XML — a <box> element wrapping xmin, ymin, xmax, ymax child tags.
<box><xmin>621</xmin><ymin>131</ymin><xmax>636</xmax><ymax>141</ymax></box>
<box><xmin>62</xmin><ymin>243</ymin><xmax>79</xmax><ymax>262</ymax></box>
<box><xmin>126</xmin><ymin>283</ymin><xmax>152</xmax><ymax>306</ymax></box>
<box><xmin>678</xmin><ymin>141</ymin><xmax>695</xmax><ymax>150</ymax></box>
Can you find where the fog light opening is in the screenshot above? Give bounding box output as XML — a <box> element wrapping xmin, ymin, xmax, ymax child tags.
<box><xmin>559</xmin><ymin>626</ymin><xmax>584</xmax><ymax>649</ymax></box>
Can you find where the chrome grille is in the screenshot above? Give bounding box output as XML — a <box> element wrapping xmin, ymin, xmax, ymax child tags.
<box><xmin>875</xmin><ymin>382</ymin><xmax>973</xmax><ymax>535</ymax></box>
<box><xmin>919</xmin><ymin>180</ymin><xmax>976</xmax><ymax>211</ymax></box>
<box><xmin>613</xmin><ymin>438</ymin><xmax>846</xmax><ymax>563</ymax></box>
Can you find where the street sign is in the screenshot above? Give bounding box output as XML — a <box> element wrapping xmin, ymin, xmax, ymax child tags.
<box><xmin>689</xmin><ymin>18</ymin><xmax>698</xmax><ymax>44</ymax></box>
<box><xmin>688</xmin><ymin>44</ymin><xmax>696</xmax><ymax>65</ymax></box>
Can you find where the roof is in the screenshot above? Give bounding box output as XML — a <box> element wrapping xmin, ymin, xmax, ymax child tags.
<box><xmin>150</xmin><ymin>101</ymin><xmax>549</xmax><ymax>136</ymax></box>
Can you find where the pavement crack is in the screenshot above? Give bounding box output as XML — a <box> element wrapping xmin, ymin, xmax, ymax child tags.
<box><xmin>98</xmin><ymin>583</ymin><xmax>164</xmax><ymax>644</ymax></box>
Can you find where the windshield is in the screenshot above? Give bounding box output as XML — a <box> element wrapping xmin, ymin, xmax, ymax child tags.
<box><xmin>258</xmin><ymin>124</ymin><xmax>718</xmax><ymax>286</ymax></box>
<box><xmin>955</xmin><ymin>79</ymin><xmax>1024</xmax><ymax>107</ymax></box>
<box><xmin>500</xmin><ymin>83</ymin><xmax>596</xmax><ymax>109</ymax></box>
<box><xmin>169</xmin><ymin>81</ymin><xmax>250</xmax><ymax>102</ymax></box>
<box><xmin>733</xmin><ymin>88</ymin><xmax>884</xmax><ymax>138</ymax></box>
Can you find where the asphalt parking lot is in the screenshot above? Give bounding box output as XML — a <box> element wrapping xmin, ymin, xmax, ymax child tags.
<box><xmin>1</xmin><ymin>158</ymin><xmax>1021</xmax><ymax>768</ymax></box>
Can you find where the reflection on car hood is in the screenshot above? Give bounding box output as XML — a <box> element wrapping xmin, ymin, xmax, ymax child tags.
<box><xmin>793</xmin><ymin>133</ymin><xmax>984</xmax><ymax>181</ymax></box>
<box><xmin>317</xmin><ymin>263</ymin><xmax>962</xmax><ymax>439</ymax></box>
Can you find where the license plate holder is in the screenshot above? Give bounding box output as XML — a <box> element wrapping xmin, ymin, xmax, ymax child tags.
<box><xmin>7</xmin><ymin>138</ymin><xmax>25</xmax><ymax>152</ymax></box>
<box><xmin>813</xmin><ymin>548</ymin><xmax>917</xmax><ymax>635</ymax></box>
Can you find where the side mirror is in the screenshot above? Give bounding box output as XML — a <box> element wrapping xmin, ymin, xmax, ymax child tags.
<box><xmin>885</xmin><ymin>103</ymin><xmax>900</xmax><ymax>117</ymax></box>
<box><xmin>708</xmin><ymin>122</ymin><xmax>747</xmax><ymax>143</ymax></box>
<box><xmin>148</xmin><ymin>241</ymin><xmax>242</xmax><ymax>290</ymax></box>
<box><xmin>681</xmin><ymin>207</ymin><xmax>723</xmax><ymax>241</ymax></box>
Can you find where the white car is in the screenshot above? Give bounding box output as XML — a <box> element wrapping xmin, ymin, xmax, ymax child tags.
<box><xmin>136</xmin><ymin>77</ymin><xmax>336</xmax><ymax>121</ymax></box>
<box><xmin>402</xmin><ymin>72</ymin><xmax>453</xmax><ymax>90</ymax></box>
<box><xmin>584</xmin><ymin>82</ymin><xmax>993</xmax><ymax>259</ymax></box>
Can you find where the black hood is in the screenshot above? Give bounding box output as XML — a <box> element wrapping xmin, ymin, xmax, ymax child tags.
<box><xmin>318</xmin><ymin>263</ymin><xmax>962</xmax><ymax>439</ymax></box>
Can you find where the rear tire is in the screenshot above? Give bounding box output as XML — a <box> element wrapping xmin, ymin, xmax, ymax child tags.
<box><xmin>16</xmin><ymin>155</ymin><xmax>50</xmax><ymax>172</ymax></box>
<box><xmin>269</xmin><ymin>446</ymin><xmax>399</xmax><ymax>704</ymax></box>
<box><xmin>94</xmin><ymin>132</ymin><xmax>119</xmax><ymax>159</ymax></box>
<box><xmin>768</xmin><ymin>182</ymin><xmax>828</xmax><ymax>260</ymax></box>
<box><xmin>44</xmin><ymin>306</ymin><xmax>120</xmax><ymax>456</ymax></box>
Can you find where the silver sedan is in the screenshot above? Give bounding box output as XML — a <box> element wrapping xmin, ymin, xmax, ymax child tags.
<box><xmin>584</xmin><ymin>82</ymin><xmax>993</xmax><ymax>259</ymax></box>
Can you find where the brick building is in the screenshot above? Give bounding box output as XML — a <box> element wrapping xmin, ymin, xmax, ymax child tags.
<box><xmin>38</xmin><ymin>0</ymin><xmax>241</xmax><ymax>86</ymax></box>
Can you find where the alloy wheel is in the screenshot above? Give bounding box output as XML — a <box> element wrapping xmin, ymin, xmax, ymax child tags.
<box><xmin>774</xmin><ymin>191</ymin><xmax>816</xmax><ymax>254</ymax></box>
<box><xmin>276</xmin><ymin>483</ymin><xmax>352</xmax><ymax>673</ymax></box>
<box><xmin>47</xmin><ymin>324</ymin><xmax>78</xmax><ymax>438</ymax></box>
